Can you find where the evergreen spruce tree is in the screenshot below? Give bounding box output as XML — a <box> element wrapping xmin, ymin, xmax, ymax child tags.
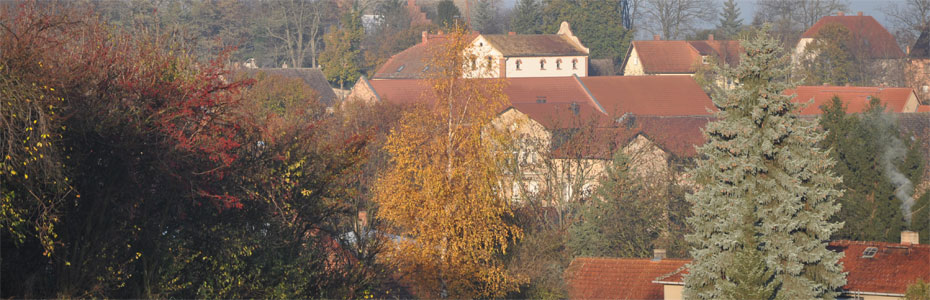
<box><xmin>471</xmin><ymin>0</ymin><xmax>496</xmax><ymax>34</ymax></box>
<box><xmin>717</xmin><ymin>0</ymin><xmax>743</xmax><ymax>39</ymax></box>
<box><xmin>683</xmin><ymin>28</ymin><xmax>846</xmax><ymax>299</ymax></box>
<box><xmin>510</xmin><ymin>0</ymin><xmax>542</xmax><ymax>34</ymax></box>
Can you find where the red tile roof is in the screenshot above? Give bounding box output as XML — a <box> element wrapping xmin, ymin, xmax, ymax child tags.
<box><xmin>565</xmin><ymin>257</ymin><xmax>690</xmax><ymax>300</ymax></box>
<box><xmin>626</xmin><ymin>40</ymin><xmax>742</xmax><ymax>74</ymax></box>
<box><xmin>362</xmin><ymin>76</ymin><xmax>714</xmax><ymax>158</ymax></box>
<box><xmin>581</xmin><ymin>76</ymin><xmax>715</xmax><ymax>116</ymax></box>
<box><xmin>651</xmin><ymin>240</ymin><xmax>930</xmax><ymax>296</ymax></box>
<box><xmin>801</xmin><ymin>15</ymin><xmax>904</xmax><ymax>59</ymax></box>
<box><xmin>918</xmin><ymin>105</ymin><xmax>930</xmax><ymax>112</ymax></box>
<box><xmin>784</xmin><ymin>85</ymin><xmax>917</xmax><ymax>115</ymax></box>
<box><xmin>551</xmin><ymin>116</ymin><xmax>712</xmax><ymax>159</ymax></box>
<box><xmin>482</xmin><ymin>34</ymin><xmax>588</xmax><ymax>57</ymax></box>
<box><xmin>830</xmin><ymin>240</ymin><xmax>930</xmax><ymax>295</ymax></box>
<box><xmin>373</xmin><ymin>39</ymin><xmax>447</xmax><ymax>79</ymax></box>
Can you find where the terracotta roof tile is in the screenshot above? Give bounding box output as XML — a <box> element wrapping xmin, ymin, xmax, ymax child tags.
<box><xmin>784</xmin><ymin>85</ymin><xmax>917</xmax><ymax>114</ymax></box>
<box><xmin>629</xmin><ymin>40</ymin><xmax>742</xmax><ymax>74</ymax></box>
<box><xmin>373</xmin><ymin>39</ymin><xmax>449</xmax><ymax>79</ymax></box>
<box><xmin>801</xmin><ymin>15</ymin><xmax>904</xmax><ymax>59</ymax></box>
<box><xmin>829</xmin><ymin>240</ymin><xmax>930</xmax><ymax>295</ymax></box>
<box><xmin>918</xmin><ymin>105</ymin><xmax>930</xmax><ymax>112</ymax></box>
<box><xmin>581</xmin><ymin>76</ymin><xmax>715</xmax><ymax>116</ymax></box>
<box><xmin>649</xmin><ymin>240</ymin><xmax>930</xmax><ymax>296</ymax></box>
<box><xmin>482</xmin><ymin>34</ymin><xmax>588</xmax><ymax>57</ymax></box>
<box><xmin>565</xmin><ymin>257</ymin><xmax>691</xmax><ymax>300</ymax></box>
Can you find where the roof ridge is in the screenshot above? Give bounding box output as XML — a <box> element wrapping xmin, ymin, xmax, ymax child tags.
<box><xmin>572</xmin><ymin>74</ymin><xmax>606</xmax><ymax>114</ymax></box>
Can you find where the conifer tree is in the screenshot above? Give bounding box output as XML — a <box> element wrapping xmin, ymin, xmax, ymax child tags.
<box><xmin>718</xmin><ymin>0</ymin><xmax>743</xmax><ymax>39</ymax></box>
<box><xmin>683</xmin><ymin>28</ymin><xmax>846</xmax><ymax>299</ymax></box>
<box><xmin>511</xmin><ymin>0</ymin><xmax>542</xmax><ymax>34</ymax></box>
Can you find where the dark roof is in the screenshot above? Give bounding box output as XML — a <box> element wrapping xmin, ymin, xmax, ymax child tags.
<box><xmin>239</xmin><ymin>68</ymin><xmax>337</xmax><ymax>105</ymax></box>
<box><xmin>564</xmin><ymin>257</ymin><xmax>690</xmax><ymax>300</ymax></box>
<box><xmin>625</xmin><ymin>40</ymin><xmax>742</xmax><ymax>74</ymax></box>
<box><xmin>801</xmin><ymin>15</ymin><xmax>904</xmax><ymax>59</ymax></box>
<box><xmin>784</xmin><ymin>85</ymin><xmax>917</xmax><ymax>114</ymax></box>
<box><xmin>482</xmin><ymin>34</ymin><xmax>588</xmax><ymax>57</ymax></box>
<box><xmin>910</xmin><ymin>27</ymin><xmax>930</xmax><ymax>59</ymax></box>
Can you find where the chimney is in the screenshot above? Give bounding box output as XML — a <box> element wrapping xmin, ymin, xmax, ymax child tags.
<box><xmin>653</xmin><ymin>34</ymin><xmax>661</xmax><ymax>41</ymax></box>
<box><xmin>422</xmin><ymin>31</ymin><xmax>428</xmax><ymax>43</ymax></box>
<box><xmin>857</xmin><ymin>11</ymin><xmax>863</xmax><ymax>16</ymax></box>
<box><xmin>499</xmin><ymin>57</ymin><xmax>506</xmax><ymax>78</ymax></box>
<box><xmin>837</xmin><ymin>11</ymin><xmax>844</xmax><ymax>16</ymax></box>
<box><xmin>653</xmin><ymin>249</ymin><xmax>667</xmax><ymax>261</ymax></box>
<box><xmin>902</xmin><ymin>231</ymin><xmax>919</xmax><ymax>245</ymax></box>
<box><xmin>708</xmin><ymin>34</ymin><xmax>714</xmax><ymax>41</ymax></box>
<box><xmin>508</xmin><ymin>31</ymin><xmax>516</xmax><ymax>35</ymax></box>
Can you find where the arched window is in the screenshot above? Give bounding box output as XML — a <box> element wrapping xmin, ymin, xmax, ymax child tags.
<box><xmin>471</xmin><ymin>58</ymin><xmax>477</xmax><ymax>70</ymax></box>
<box><xmin>556</xmin><ymin>59</ymin><xmax>562</xmax><ymax>70</ymax></box>
<box><xmin>540</xmin><ymin>59</ymin><xmax>546</xmax><ymax>70</ymax></box>
<box><xmin>515</xmin><ymin>59</ymin><xmax>522</xmax><ymax>70</ymax></box>
<box><xmin>487</xmin><ymin>56</ymin><xmax>493</xmax><ymax>69</ymax></box>
<box><xmin>572</xmin><ymin>58</ymin><xmax>579</xmax><ymax>70</ymax></box>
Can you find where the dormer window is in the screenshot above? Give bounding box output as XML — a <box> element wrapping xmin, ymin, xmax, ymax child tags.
<box><xmin>572</xmin><ymin>59</ymin><xmax>578</xmax><ymax>70</ymax></box>
<box><xmin>556</xmin><ymin>59</ymin><xmax>562</xmax><ymax>70</ymax></box>
<box><xmin>540</xmin><ymin>59</ymin><xmax>546</xmax><ymax>70</ymax></box>
<box><xmin>515</xmin><ymin>59</ymin><xmax>522</xmax><ymax>70</ymax></box>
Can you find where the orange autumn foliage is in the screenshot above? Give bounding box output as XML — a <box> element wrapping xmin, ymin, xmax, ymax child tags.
<box><xmin>374</xmin><ymin>27</ymin><xmax>525</xmax><ymax>298</ymax></box>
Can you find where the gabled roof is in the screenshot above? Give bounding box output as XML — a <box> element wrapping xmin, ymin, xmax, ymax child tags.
<box><xmin>238</xmin><ymin>68</ymin><xmax>337</xmax><ymax>105</ymax></box>
<box><xmin>801</xmin><ymin>15</ymin><xmax>904</xmax><ymax>59</ymax></box>
<box><xmin>373</xmin><ymin>36</ymin><xmax>451</xmax><ymax>80</ymax></box>
<box><xmin>550</xmin><ymin>115</ymin><xmax>713</xmax><ymax>159</ymax></box>
<box><xmin>784</xmin><ymin>85</ymin><xmax>917</xmax><ymax>115</ymax></box>
<box><xmin>829</xmin><ymin>240</ymin><xmax>930</xmax><ymax>295</ymax></box>
<box><xmin>481</xmin><ymin>34</ymin><xmax>588</xmax><ymax>57</ymax></box>
<box><xmin>565</xmin><ymin>257</ymin><xmax>690</xmax><ymax>300</ymax></box>
<box><xmin>918</xmin><ymin>105</ymin><xmax>930</xmax><ymax>112</ymax></box>
<box><xmin>625</xmin><ymin>40</ymin><xmax>742</xmax><ymax>74</ymax></box>
<box><xmin>909</xmin><ymin>26</ymin><xmax>930</xmax><ymax>59</ymax></box>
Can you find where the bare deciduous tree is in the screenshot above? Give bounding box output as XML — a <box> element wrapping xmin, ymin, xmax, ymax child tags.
<box><xmin>754</xmin><ymin>0</ymin><xmax>847</xmax><ymax>49</ymax></box>
<box><xmin>883</xmin><ymin>0</ymin><xmax>930</xmax><ymax>48</ymax></box>
<box><xmin>640</xmin><ymin>0</ymin><xmax>716</xmax><ymax>40</ymax></box>
<box><xmin>262</xmin><ymin>0</ymin><xmax>335</xmax><ymax>68</ymax></box>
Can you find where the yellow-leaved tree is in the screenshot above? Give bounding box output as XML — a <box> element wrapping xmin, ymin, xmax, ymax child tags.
<box><xmin>374</xmin><ymin>26</ymin><xmax>524</xmax><ymax>298</ymax></box>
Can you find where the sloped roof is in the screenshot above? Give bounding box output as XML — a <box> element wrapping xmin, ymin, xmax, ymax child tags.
<box><xmin>581</xmin><ymin>76</ymin><xmax>715</xmax><ymax>116</ymax></box>
<box><xmin>785</xmin><ymin>85</ymin><xmax>917</xmax><ymax>115</ymax></box>
<box><xmin>801</xmin><ymin>15</ymin><xmax>904</xmax><ymax>59</ymax></box>
<box><xmin>551</xmin><ymin>115</ymin><xmax>712</xmax><ymax>159</ymax></box>
<box><xmin>653</xmin><ymin>240</ymin><xmax>930</xmax><ymax>296</ymax></box>
<box><xmin>238</xmin><ymin>68</ymin><xmax>337</xmax><ymax>105</ymax></box>
<box><xmin>829</xmin><ymin>240</ymin><xmax>930</xmax><ymax>295</ymax></box>
<box><xmin>373</xmin><ymin>38</ymin><xmax>449</xmax><ymax>80</ymax></box>
<box><xmin>909</xmin><ymin>26</ymin><xmax>930</xmax><ymax>59</ymax></box>
<box><xmin>918</xmin><ymin>105</ymin><xmax>930</xmax><ymax>112</ymax></box>
<box><xmin>626</xmin><ymin>40</ymin><xmax>742</xmax><ymax>74</ymax></box>
<box><xmin>564</xmin><ymin>257</ymin><xmax>690</xmax><ymax>300</ymax></box>
<box><xmin>482</xmin><ymin>34</ymin><xmax>588</xmax><ymax>57</ymax></box>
